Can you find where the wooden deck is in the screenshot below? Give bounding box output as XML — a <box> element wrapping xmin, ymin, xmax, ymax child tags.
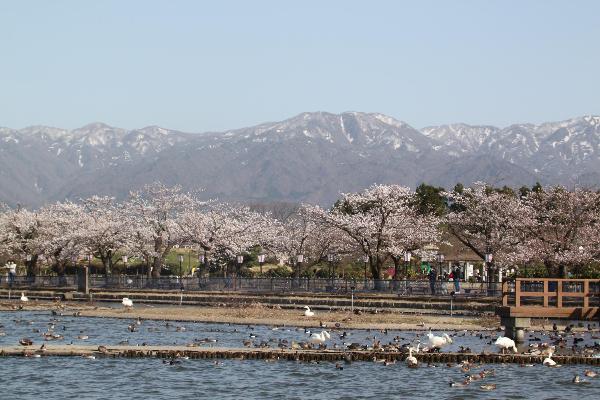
<box><xmin>498</xmin><ymin>278</ymin><xmax>600</xmax><ymax>320</ymax></box>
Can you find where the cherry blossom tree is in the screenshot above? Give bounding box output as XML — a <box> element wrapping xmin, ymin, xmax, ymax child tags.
<box><xmin>521</xmin><ymin>186</ymin><xmax>600</xmax><ymax>277</ymax></box>
<box><xmin>80</xmin><ymin>196</ymin><xmax>132</xmax><ymax>275</ymax></box>
<box><xmin>37</xmin><ymin>202</ymin><xmax>86</xmax><ymax>282</ymax></box>
<box><xmin>446</xmin><ymin>183</ymin><xmax>535</xmax><ymax>285</ymax></box>
<box><xmin>268</xmin><ymin>204</ymin><xmax>347</xmax><ymax>278</ymax></box>
<box><xmin>0</xmin><ymin>206</ymin><xmax>45</xmax><ymax>277</ymax></box>
<box><xmin>178</xmin><ymin>203</ymin><xmax>278</xmax><ymax>276</ymax></box>
<box><xmin>125</xmin><ymin>183</ymin><xmax>195</xmax><ymax>277</ymax></box>
<box><xmin>312</xmin><ymin>184</ymin><xmax>442</xmax><ymax>285</ymax></box>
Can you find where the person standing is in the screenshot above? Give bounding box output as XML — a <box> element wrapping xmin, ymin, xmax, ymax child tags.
<box><xmin>6</xmin><ymin>260</ymin><xmax>17</xmax><ymax>287</ymax></box>
<box><xmin>428</xmin><ymin>268</ymin><xmax>437</xmax><ymax>295</ymax></box>
<box><xmin>453</xmin><ymin>265</ymin><xmax>461</xmax><ymax>293</ymax></box>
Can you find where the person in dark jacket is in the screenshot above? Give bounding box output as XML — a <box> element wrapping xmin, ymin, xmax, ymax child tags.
<box><xmin>453</xmin><ymin>265</ymin><xmax>461</xmax><ymax>293</ymax></box>
<box><xmin>428</xmin><ymin>268</ymin><xmax>437</xmax><ymax>295</ymax></box>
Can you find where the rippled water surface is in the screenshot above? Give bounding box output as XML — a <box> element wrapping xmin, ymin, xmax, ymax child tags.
<box><xmin>3</xmin><ymin>356</ymin><xmax>600</xmax><ymax>400</ymax></box>
<box><xmin>1</xmin><ymin>310</ymin><xmax>600</xmax><ymax>399</ymax></box>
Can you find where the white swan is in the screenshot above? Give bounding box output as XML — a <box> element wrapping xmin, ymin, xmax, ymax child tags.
<box><xmin>494</xmin><ymin>336</ymin><xmax>518</xmax><ymax>354</ymax></box>
<box><xmin>406</xmin><ymin>348</ymin><xmax>418</xmax><ymax>368</ymax></box>
<box><xmin>303</xmin><ymin>306</ymin><xmax>315</xmax><ymax>317</ymax></box>
<box><xmin>427</xmin><ymin>331</ymin><xmax>452</xmax><ymax>349</ymax></box>
<box><xmin>309</xmin><ymin>330</ymin><xmax>330</xmax><ymax>344</ymax></box>
<box><xmin>20</xmin><ymin>292</ymin><xmax>29</xmax><ymax>302</ymax></box>
<box><xmin>543</xmin><ymin>350</ymin><xmax>557</xmax><ymax>367</ymax></box>
<box><xmin>122</xmin><ymin>297</ymin><xmax>133</xmax><ymax>308</ymax></box>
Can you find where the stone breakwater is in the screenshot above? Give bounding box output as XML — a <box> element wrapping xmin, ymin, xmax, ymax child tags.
<box><xmin>1</xmin><ymin>345</ymin><xmax>599</xmax><ymax>365</ymax></box>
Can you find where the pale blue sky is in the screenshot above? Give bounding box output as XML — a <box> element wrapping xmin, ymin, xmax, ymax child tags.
<box><xmin>1</xmin><ymin>0</ymin><xmax>599</xmax><ymax>132</ymax></box>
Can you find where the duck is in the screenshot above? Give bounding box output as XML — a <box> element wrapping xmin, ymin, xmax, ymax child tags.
<box><xmin>584</xmin><ymin>370</ymin><xmax>597</xmax><ymax>378</ymax></box>
<box><xmin>20</xmin><ymin>292</ymin><xmax>29</xmax><ymax>302</ymax></box>
<box><xmin>122</xmin><ymin>298</ymin><xmax>133</xmax><ymax>308</ymax></box>
<box><xmin>542</xmin><ymin>350</ymin><xmax>557</xmax><ymax>367</ymax></box>
<box><xmin>309</xmin><ymin>330</ymin><xmax>330</xmax><ymax>344</ymax></box>
<box><xmin>494</xmin><ymin>336</ymin><xmax>518</xmax><ymax>354</ymax></box>
<box><xmin>480</xmin><ymin>384</ymin><xmax>497</xmax><ymax>391</ymax></box>
<box><xmin>303</xmin><ymin>306</ymin><xmax>315</xmax><ymax>317</ymax></box>
<box><xmin>20</xmin><ymin>338</ymin><xmax>33</xmax><ymax>346</ymax></box>
<box><xmin>449</xmin><ymin>378</ymin><xmax>471</xmax><ymax>387</ymax></box>
<box><xmin>427</xmin><ymin>331</ymin><xmax>453</xmax><ymax>350</ymax></box>
<box><xmin>405</xmin><ymin>347</ymin><xmax>418</xmax><ymax>368</ymax></box>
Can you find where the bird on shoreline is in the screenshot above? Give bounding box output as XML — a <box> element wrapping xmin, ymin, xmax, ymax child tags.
<box><xmin>405</xmin><ymin>347</ymin><xmax>418</xmax><ymax>368</ymax></box>
<box><xmin>427</xmin><ymin>331</ymin><xmax>452</xmax><ymax>350</ymax></box>
<box><xmin>543</xmin><ymin>351</ymin><xmax>557</xmax><ymax>367</ymax></box>
<box><xmin>309</xmin><ymin>330</ymin><xmax>330</xmax><ymax>344</ymax></box>
<box><xmin>20</xmin><ymin>292</ymin><xmax>29</xmax><ymax>302</ymax></box>
<box><xmin>494</xmin><ymin>337</ymin><xmax>518</xmax><ymax>354</ymax></box>
<box><xmin>303</xmin><ymin>306</ymin><xmax>315</xmax><ymax>317</ymax></box>
<box><xmin>122</xmin><ymin>298</ymin><xmax>133</xmax><ymax>309</ymax></box>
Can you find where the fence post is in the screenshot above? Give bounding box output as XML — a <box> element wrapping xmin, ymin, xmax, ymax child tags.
<box><xmin>77</xmin><ymin>267</ymin><xmax>89</xmax><ymax>295</ymax></box>
<box><xmin>557</xmin><ymin>279</ymin><xmax>563</xmax><ymax>308</ymax></box>
<box><xmin>583</xmin><ymin>280</ymin><xmax>589</xmax><ymax>308</ymax></box>
<box><xmin>543</xmin><ymin>280</ymin><xmax>549</xmax><ymax>307</ymax></box>
<box><xmin>503</xmin><ymin>280</ymin><xmax>509</xmax><ymax>306</ymax></box>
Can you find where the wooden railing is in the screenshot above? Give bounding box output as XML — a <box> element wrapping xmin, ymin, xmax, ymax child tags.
<box><xmin>502</xmin><ymin>278</ymin><xmax>600</xmax><ymax>308</ymax></box>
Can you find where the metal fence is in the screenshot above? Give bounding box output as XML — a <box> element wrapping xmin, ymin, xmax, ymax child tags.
<box><xmin>1</xmin><ymin>274</ymin><xmax>502</xmax><ymax>296</ymax></box>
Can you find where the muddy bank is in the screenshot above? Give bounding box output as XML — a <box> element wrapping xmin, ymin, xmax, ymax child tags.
<box><xmin>0</xmin><ymin>300</ymin><xmax>498</xmax><ymax>330</ymax></box>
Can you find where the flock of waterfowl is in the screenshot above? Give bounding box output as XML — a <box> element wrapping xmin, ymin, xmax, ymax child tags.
<box><xmin>1</xmin><ymin>297</ymin><xmax>599</xmax><ymax>391</ymax></box>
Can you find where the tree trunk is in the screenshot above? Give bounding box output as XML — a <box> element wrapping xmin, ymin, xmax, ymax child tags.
<box><xmin>392</xmin><ymin>257</ymin><xmax>401</xmax><ymax>281</ymax></box>
<box><xmin>99</xmin><ymin>254</ymin><xmax>110</xmax><ymax>276</ymax></box>
<box><xmin>25</xmin><ymin>255</ymin><xmax>38</xmax><ymax>278</ymax></box>
<box><xmin>559</xmin><ymin>264</ymin><xmax>568</xmax><ymax>279</ymax></box>
<box><xmin>151</xmin><ymin>257</ymin><xmax>162</xmax><ymax>278</ymax></box>
<box><xmin>54</xmin><ymin>262</ymin><xmax>67</xmax><ymax>286</ymax></box>
<box><xmin>371</xmin><ymin>256</ymin><xmax>384</xmax><ymax>290</ymax></box>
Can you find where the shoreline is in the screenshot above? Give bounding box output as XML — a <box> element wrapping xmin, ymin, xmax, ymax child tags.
<box><xmin>0</xmin><ymin>300</ymin><xmax>498</xmax><ymax>331</ymax></box>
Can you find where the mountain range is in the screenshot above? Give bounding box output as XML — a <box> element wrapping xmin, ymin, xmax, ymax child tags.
<box><xmin>1</xmin><ymin>112</ymin><xmax>599</xmax><ymax>208</ymax></box>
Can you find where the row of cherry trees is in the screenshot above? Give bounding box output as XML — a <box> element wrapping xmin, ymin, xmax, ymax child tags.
<box><xmin>1</xmin><ymin>182</ymin><xmax>599</xmax><ymax>279</ymax></box>
<box><xmin>0</xmin><ymin>184</ymin><xmax>277</xmax><ymax>278</ymax></box>
<box><xmin>447</xmin><ymin>183</ymin><xmax>600</xmax><ymax>278</ymax></box>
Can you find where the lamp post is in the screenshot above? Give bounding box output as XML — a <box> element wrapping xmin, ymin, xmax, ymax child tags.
<box><xmin>178</xmin><ymin>254</ymin><xmax>184</xmax><ymax>277</ymax></box>
<box><xmin>257</xmin><ymin>254</ymin><xmax>266</xmax><ymax>275</ymax></box>
<box><xmin>86</xmin><ymin>254</ymin><xmax>92</xmax><ymax>275</ymax></box>
<box><xmin>122</xmin><ymin>255</ymin><xmax>128</xmax><ymax>275</ymax></box>
<box><xmin>236</xmin><ymin>254</ymin><xmax>244</xmax><ymax>277</ymax></box>
<box><xmin>403</xmin><ymin>251</ymin><xmax>412</xmax><ymax>278</ymax></box>
<box><xmin>436</xmin><ymin>253</ymin><xmax>445</xmax><ymax>276</ymax></box>
<box><xmin>327</xmin><ymin>253</ymin><xmax>335</xmax><ymax>287</ymax></box>
<box><xmin>362</xmin><ymin>254</ymin><xmax>369</xmax><ymax>284</ymax></box>
<box><xmin>198</xmin><ymin>253</ymin><xmax>205</xmax><ymax>277</ymax></box>
<box><xmin>485</xmin><ymin>253</ymin><xmax>493</xmax><ymax>295</ymax></box>
<box><xmin>188</xmin><ymin>248</ymin><xmax>191</xmax><ymax>278</ymax></box>
<box><xmin>296</xmin><ymin>254</ymin><xmax>304</xmax><ymax>288</ymax></box>
<box><xmin>236</xmin><ymin>255</ymin><xmax>244</xmax><ymax>290</ymax></box>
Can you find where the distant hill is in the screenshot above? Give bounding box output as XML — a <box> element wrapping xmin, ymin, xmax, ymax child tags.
<box><xmin>1</xmin><ymin>112</ymin><xmax>599</xmax><ymax>208</ymax></box>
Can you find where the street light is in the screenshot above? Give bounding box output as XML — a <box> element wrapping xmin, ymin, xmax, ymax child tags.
<box><xmin>122</xmin><ymin>255</ymin><xmax>128</xmax><ymax>275</ymax></box>
<box><xmin>327</xmin><ymin>253</ymin><xmax>335</xmax><ymax>285</ymax></box>
<box><xmin>257</xmin><ymin>253</ymin><xmax>266</xmax><ymax>275</ymax></box>
<box><xmin>362</xmin><ymin>254</ymin><xmax>369</xmax><ymax>282</ymax></box>
<box><xmin>436</xmin><ymin>253</ymin><xmax>445</xmax><ymax>276</ymax></box>
<box><xmin>403</xmin><ymin>251</ymin><xmax>412</xmax><ymax>277</ymax></box>
<box><xmin>297</xmin><ymin>254</ymin><xmax>304</xmax><ymax>280</ymax></box>
<box><xmin>178</xmin><ymin>254</ymin><xmax>184</xmax><ymax>277</ymax></box>
<box><xmin>485</xmin><ymin>253</ymin><xmax>493</xmax><ymax>294</ymax></box>
<box><xmin>85</xmin><ymin>254</ymin><xmax>92</xmax><ymax>275</ymax></box>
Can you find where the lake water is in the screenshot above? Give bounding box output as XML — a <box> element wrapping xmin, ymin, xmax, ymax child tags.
<box><xmin>1</xmin><ymin>310</ymin><xmax>600</xmax><ymax>399</ymax></box>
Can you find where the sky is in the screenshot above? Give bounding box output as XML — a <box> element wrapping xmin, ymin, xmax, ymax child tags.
<box><xmin>1</xmin><ymin>0</ymin><xmax>599</xmax><ymax>132</ymax></box>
